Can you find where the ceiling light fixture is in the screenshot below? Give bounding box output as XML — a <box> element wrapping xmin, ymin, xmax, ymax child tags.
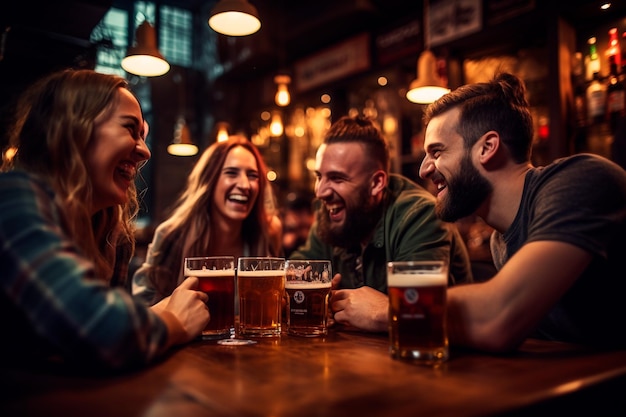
<box><xmin>168</xmin><ymin>117</ymin><xmax>198</xmax><ymax>156</ymax></box>
<box><xmin>216</xmin><ymin>122</ymin><xmax>230</xmax><ymax>142</ymax></box>
<box><xmin>121</xmin><ymin>21</ymin><xmax>170</xmax><ymax>77</ymax></box>
<box><xmin>274</xmin><ymin>75</ymin><xmax>291</xmax><ymax>107</ymax></box>
<box><xmin>269</xmin><ymin>111</ymin><xmax>284</xmax><ymax>137</ymax></box>
<box><xmin>406</xmin><ymin>50</ymin><xmax>450</xmax><ymax>104</ymax></box>
<box><xmin>208</xmin><ymin>0</ymin><xmax>261</xmax><ymax>37</ymax></box>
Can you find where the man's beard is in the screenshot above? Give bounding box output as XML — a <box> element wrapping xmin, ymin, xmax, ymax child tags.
<box><xmin>436</xmin><ymin>154</ymin><xmax>492</xmax><ymax>222</ymax></box>
<box><xmin>317</xmin><ymin>186</ymin><xmax>383</xmax><ymax>249</ymax></box>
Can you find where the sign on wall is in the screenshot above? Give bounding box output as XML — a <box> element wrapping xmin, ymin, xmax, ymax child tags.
<box><xmin>426</xmin><ymin>0</ymin><xmax>482</xmax><ymax>47</ymax></box>
<box><xmin>294</xmin><ymin>33</ymin><xmax>371</xmax><ymax>93</ymax></box>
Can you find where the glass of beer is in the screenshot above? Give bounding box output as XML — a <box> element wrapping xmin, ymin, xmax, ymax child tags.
<box><xmin>285</xmin><ymin>260</ymin><xmax>332</xmax><ymax>337</ymax></box>
<box><xmin>237</xmin><ymin>257</ymin><xmax>285</xmax><ymax>337</ymax></box>
<box><xmin>184</xmin><ymin>256</ymin><xmax>236</xmax><ymax>339</ymax></box>
<box><xmin>387</xmin><ymin>260</ymin><xmax>449</xmax><ymax>365</ymax></box>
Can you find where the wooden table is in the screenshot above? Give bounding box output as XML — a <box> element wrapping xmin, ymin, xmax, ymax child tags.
<box><xmin>2</xmin><ymin>331</ymin><xmax>626</xmax><ymax>417</ymax></box>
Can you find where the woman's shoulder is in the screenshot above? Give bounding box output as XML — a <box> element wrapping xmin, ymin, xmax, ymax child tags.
<box><xmin>1</xmin><ymin>169</ymin><xmax>46</xmax><ymax>187</ymax></box>
<box><xmin>0</xmin><ymin>170</ymin><xmax>54</xmax><ymax>206</ymax></box>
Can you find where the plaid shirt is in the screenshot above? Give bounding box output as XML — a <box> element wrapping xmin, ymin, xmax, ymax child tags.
<box><xmin>0</xmin><ymin>170</ymin><xmax>169</xmax><ymax>371</ymax></box>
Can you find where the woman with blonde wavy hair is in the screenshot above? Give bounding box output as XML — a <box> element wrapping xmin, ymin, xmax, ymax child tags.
<box><xmin>133</xmin><ymin>135</ymin><xmax>282</xmax><ymax>305</ymax></box>
<box><xmin>0</xmin><ymin>69</ymin><xmax>209</xmax><ymax>371</ymax></box>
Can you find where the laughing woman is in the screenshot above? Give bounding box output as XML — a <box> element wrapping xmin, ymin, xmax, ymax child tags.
<box><xmin>132</xmin><ymin>135</ymin><xmax>282</xmax><ymax>305</ymax></box>
<box><xmin>0</xmin><ymin>69</ymin><xmax>209</xmax><ymax>371</ymax></box>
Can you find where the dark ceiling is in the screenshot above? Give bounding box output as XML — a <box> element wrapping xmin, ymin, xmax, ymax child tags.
<box><xmin>1</xmin><ymin>1</ymin><xmax>624</xmax><ymax>87</ymax></box>
<box><xmin>0</xmin><ymin>0</ymin><xmax>423</xmax><ymax>138</ymax></box>
<box><xmin>0</xmin><ymin>0</ymin><xmax>419</xmax><ymax>100</ymax></box>
<box><xmin>1</xmin><ymin>0</ymin><xmax>625</xmax><ymax>133</ymax></box>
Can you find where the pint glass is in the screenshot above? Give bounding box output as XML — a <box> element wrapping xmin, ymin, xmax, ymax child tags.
<box><xmin>285</xmin><ymin>260</ymin><xmax>332</xmax><ymax>337</ymax></box>
<box><xmin>237</xmin><ymin>257</ymin><xmax>285</xmax><ymax>337</ymax></box>
<box><xmin>387</xmin><ymin>260</ymin><xmax>449</xmax><ymax>364</ymax></box>
<box><xmin>184</xmin><ymin>256</ymin><xmax>235</xmax><ymax>339</ymax></box>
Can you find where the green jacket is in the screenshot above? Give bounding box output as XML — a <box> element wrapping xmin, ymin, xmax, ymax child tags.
<box><xmin>290</xmin><ymin>174</ymin><xmax>473</xmax><ymax>292</ymax></box>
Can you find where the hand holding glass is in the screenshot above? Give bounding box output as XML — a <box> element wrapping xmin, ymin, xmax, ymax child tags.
<box><xmin>184</xmin><ymin>256</ymin><xmax>235</xmax><ymax>339</ymax></box>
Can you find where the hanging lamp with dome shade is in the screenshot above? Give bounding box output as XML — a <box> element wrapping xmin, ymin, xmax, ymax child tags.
<box><xmin>168</xmin><ymin>117</ymin><xmax>198</xmax><ymax>156</ymax></box>
<box><xmin>167</xmin><ymin>73</ymin><xmax>198</xmax><ymax>156</ymax></box>
<box><xmin>121</xmin><ymin>20</ymin><xmax>170</xmax><ymax>77</ymax></box>
<box><xmin>208</xmin><ymin>0</ymin><xmax>261</xmax><ymax>36</ymax></box>
<box><xmin>406</xmin><ymin>50</ymin><xmax>450</xmax><ymax>104</ymax></box>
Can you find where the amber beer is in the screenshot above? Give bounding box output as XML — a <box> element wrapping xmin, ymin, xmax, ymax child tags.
<box><xmin>285</xmin><ymin>281</ymin><xmax>331</xmax><ymax>336</ymax></box>
<box><xmin>184</xmin><ymin>257</ymin><xmax>235</xmax><ymax>339</ymax></box>
<box><xmin>387</xmin><ymin>261</ymin><xmax>449</xmax><ymax>364</ymax></box>
<box><xmin>237</xmin><ymin>257</ymin><xmax>285</xmax><ymax>337</ymax></box>
<box><xmin>285</xmin><ymin>260</ymin><xmax>332</xmax><ymax>336</ymax></box>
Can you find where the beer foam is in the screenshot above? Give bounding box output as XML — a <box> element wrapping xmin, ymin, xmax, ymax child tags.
<box><xmin>285</xmin><ymin>281</ymin><xmax>331</xmax><ymax>289</ymax></box>
<box><xmin>387</xmin><ymin>271</ymin><xmax>446</xmax><ymax>287</ymax></box>
<box><xmin>237</xmin><ymin>270</ymin><xmax>285</xmax><ymax>278</ymax></box>
<box><xmin>185</xmin><ymin>268</ymin><xmax>235</xmax><ymax>277</ymax></box>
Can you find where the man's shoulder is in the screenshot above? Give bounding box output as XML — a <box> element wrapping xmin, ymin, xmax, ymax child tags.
<box><xmin>547</xmin><ymin>153</ymin><xmax>624</xmax><ymax>173</ymax></box>
<box><xmin>387</xmin><ymin>174</ymin><xmax>436</xmax><ymax>205</ymax></box>
<box><xmin>534</xmin><ymin>153</ymin><xmax>626</xmax><ymax>186</ymax></box>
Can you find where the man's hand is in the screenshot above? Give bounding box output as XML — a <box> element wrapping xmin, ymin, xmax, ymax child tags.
<box><xmin>328</xmin><ymin>273</ymin><xmax>388</xmax><ymax>332</ymax></box>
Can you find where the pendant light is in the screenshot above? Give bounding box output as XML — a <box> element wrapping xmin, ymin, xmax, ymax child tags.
<box><xmin>269</xmin><ymin>111</ymin><xmax>284</xmax><ymax>137</ymax></box>
<box><xmin>406</xmin><ymin>50</ymin><xmax>450</xmax><ymax>104</ymax></box>
<box><xmin>168</xmin><ymin>117</ymin><xmax>198</xmax><ymax>156</ymax></box>
<box><xmin>274</xmin><ymin>75</ymin><xmax>291</xmax><ymax>107</ymax></box>
<box><xmin>216</xmin><ymin>122</ymin><xmax>230</xmax><ymax>142</ymax></box>
<box><xmin>121</xmin><ymin>21</ymin><xmax>170</xmax><ymax>77</ymax></box>
<box><xmin>168</xmin><ymin>73</ymin><xmax>198</xmax><ymax>156</ymax></box>
<box><xmin>208</xmin><ymin>0</ymin><xmax>261</xmax><ymax>37</ymax></box>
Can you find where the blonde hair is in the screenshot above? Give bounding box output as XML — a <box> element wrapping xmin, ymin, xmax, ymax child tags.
<box><xmin>2</xmin><ymin>69</ymin><xmax>141</xmax><ymax>282</ymax></box>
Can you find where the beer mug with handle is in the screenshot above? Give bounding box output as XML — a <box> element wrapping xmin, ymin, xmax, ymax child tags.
<box><xmin>237</xmin><ymin>257</ymin><xmax>285</xmax><ymax>337</ymax></box>
<box><xmin>285</xmin><ymin>259</ymin><xmax>332</xmax><ymax>337</ymax></box>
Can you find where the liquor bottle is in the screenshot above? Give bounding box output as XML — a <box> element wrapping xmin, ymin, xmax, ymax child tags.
<box><xmin>622</xmin><ymin>31</ymin><xmax>626</xmax><ymax>76</ymax></box>
<box><xmin>586</xmin><ymin>72</ymin><xmax>606</xmax><ymax>126</ymax></box>
<box><xmin>572</xmin><ymin>52</ymin><xmax>588</xmax><ymax>152</ymax></box>
<box><xmin>607</xmin><ymin>28</ymin><xmax>622</xmax><ymax>69</ymax></box>
<box><xmin>572</xmin><ymin>52</ymin><xmax>587</xmax><ymax>123</ymax></box>
<box><xmin>586</xmin><ymin>37</ymin><xmax>601</xmax><ymax>82</ymax></box>
<box><xmin>586</xmin><ymin>67</ymin><xmax>610</xmax><ymax>156</ymax></box>
<box><xmin>606</xmin><ymin>55</ymin><xmax>625</xmax><ymax>134</ymax></box>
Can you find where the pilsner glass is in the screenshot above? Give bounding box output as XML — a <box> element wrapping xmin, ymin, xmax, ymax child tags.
<box><xmin>237</xmin><ymin>257</ymin><xmax>285</xmax><ymax>337</ymax></box>
<box><xmin>285</xmin><ymin>260</ymin><xmax>332</xmax><ymax>337</ymax></box>
<box><xmin>184</xmin><ymin>256</ymin><xmax>235</xmax><ymax>339</ymax></box>
<box><xmin>387</xmin><ymin>260</ymin><xmax>449</xmax><ymax>365</ymax></box>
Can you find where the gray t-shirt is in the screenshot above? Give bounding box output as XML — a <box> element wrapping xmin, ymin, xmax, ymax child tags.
<box><xmin>491</xmin><ymin>153</ymin><xmax>626</xmax><ymax>347</ymax></box>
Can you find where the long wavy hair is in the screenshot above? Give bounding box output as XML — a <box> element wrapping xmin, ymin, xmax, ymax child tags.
<box><xmin>164</xmin><ymin>135</ymin><xmax>279</xmax><ymax>260</ymax></box>
<box><xmin>2</xmin><ymin>69</ymin><xmax>141</xmax><ymax>282</ymax></box>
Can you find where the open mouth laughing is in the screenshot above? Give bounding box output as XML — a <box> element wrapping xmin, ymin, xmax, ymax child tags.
<box><xmin>227</xmin><ymin>193</ymin><xmax>249</xmax><ymax>205</ymax></box>
<box><xmin>116</xmin><ymin>161</ymin><xmax>136</xmax><ymax>183</ymax></box>
<box><xmin>324</xmin><ymin>202</ymin><xmax>344</xmax><ymax>221</ymax></box>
